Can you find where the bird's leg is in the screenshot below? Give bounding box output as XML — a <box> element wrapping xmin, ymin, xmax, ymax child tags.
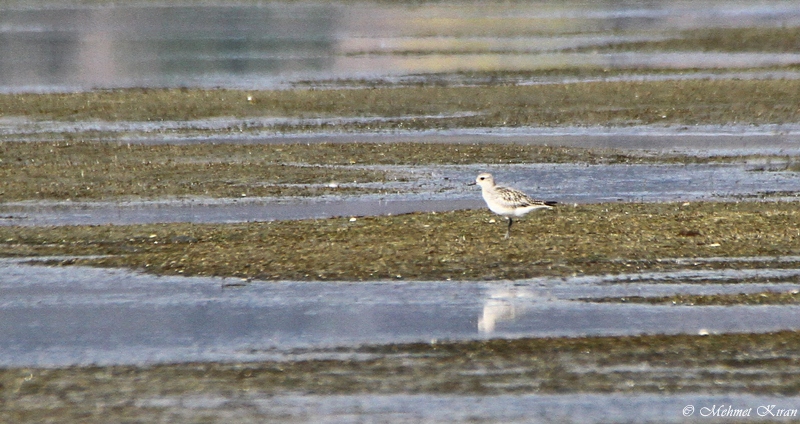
<box><xmin>504</xmin><ymin>217</ymin><xmax>513</xmax><ymax>239</ymax></box>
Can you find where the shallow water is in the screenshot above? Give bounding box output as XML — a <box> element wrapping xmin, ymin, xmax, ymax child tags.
<box><xmin>2</xmin><ymin>162</ymin><xmax>798</xmax><ymax>226</ymax></box>
<box><xmin>134</xmin><ymin>393</ymin><xmax>800</xmax><ymax>423</ymax></box>
<box><xmin>3</xmin><ymin>257</ymin><xmax>800</xmax><ymax>367</ymax></box>
<box><xmin>2</xmin><ymin>1</ymin><xmax>800</xmax><ymax>92</ymax></box>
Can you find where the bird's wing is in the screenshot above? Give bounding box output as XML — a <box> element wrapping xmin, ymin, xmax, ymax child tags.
<box><xmin>495</xmin><ymin>186</ymin><xmax>556</xmax><ymax>208</ymax></box>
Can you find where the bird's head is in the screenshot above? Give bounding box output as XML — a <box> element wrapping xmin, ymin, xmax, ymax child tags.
<box><xmin>471</xmin><ymin>172</ymin><xmax>495</xmax><ymax>188</ymax></box>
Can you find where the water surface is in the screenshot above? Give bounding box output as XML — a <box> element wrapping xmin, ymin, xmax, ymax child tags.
<box><xmin>3</xmin><ymin>258</ymin><xmax>800</xmax><ymax>367</ymax></box>
<box><xmin>3</xmin><ymin>1</ymin><xmax>800</xmax><ymax>92</ymax></box>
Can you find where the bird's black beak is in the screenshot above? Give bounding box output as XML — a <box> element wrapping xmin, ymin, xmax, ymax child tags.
<box><xmin>468</xmin><ymin>182</ymin><xmax>476</xmax><ymax>186</ymax></box>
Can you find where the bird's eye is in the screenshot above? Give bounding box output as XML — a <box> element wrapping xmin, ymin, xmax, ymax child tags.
<box><xmin>479</xmin><ymin>177</ymin><xmax>485</xmax><ymax>180</ymax></box>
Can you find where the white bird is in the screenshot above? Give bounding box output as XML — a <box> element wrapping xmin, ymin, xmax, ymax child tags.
<box><xmin>470</xmin><ymin>172</ymin><xmax>556</xmax><ymax>239</ymax></box>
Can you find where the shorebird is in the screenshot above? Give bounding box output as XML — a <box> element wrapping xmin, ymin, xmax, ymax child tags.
<box><xmin>470</xmin><ymin>172</ymin><xmax>556</xmax><ymax>239</ymax></box>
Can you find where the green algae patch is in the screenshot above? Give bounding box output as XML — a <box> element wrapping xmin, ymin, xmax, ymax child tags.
<box><xmin>588</xmin><ymin>26</ymin><xmax>800</xmax><ymax>53</ymax></box>
<box><xmin>344</xmin><ymin>26</ymin><xmax>800</xmax><ymax>55</ymax></box>
<box><xmin>0</xmin><ymin>141</ymin><xmax>412</xmax><ymax>201</ymax></box>
<box><xmin>4</xmin><ymin>201</ymin><xmax>800</xmax><ymax>281</ymax></box>
<box><xmin>4</xmin><ymin>331</ymin><xmax>800</xmax><ymax>422</ymax></box>
<box><xmin>1</xmin><ymin>79</ymin><xmax>799</xmax><ymax>136</ymax></box>
<box><xmin>585</xmin><ymin>290</ymin><xmax>800</xmax><ymax>306</ymax></box>
<box><xmin>304</xmin><ymin>65</ymin><xmax>800</xmax><ymax>89</ymax></box>
<box><xmin>358</xmin><ymin>330</ymin><xmax>800</xmax><ymax>395</ymax></box>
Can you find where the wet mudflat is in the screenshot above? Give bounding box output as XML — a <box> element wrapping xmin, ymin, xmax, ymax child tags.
<box><xmin>3</xmin><ymin>79</ymin><xmax>800</xmax><ymax>139</ymax></box>
<box><xmin>3</xmin><ymin>140</ymin><xmax>800</xmax><ymax>226</ymax></box>
<box><xmin>4</xmin><ymin>0</ymin><xmax>800</xmax><ymax>422</ymax></box>
<box><xmin>3</xmin><ymin>260</ymin><xmax>800</xmax><ymax>421</ymax></box>
<box><xmin>6</xmin><ymin>200</ymin><xmax>800</xmax><ymax>420</ymax></box>
<box><xmin>5</xmin><ymin>201</ymin><xmax>800</xmax><ymax>281</ymax></box>
<box><xmin>4</xmin><ymin>161</ymin><xmax>800</xmax><ymax>226</ymax></box>
<box><xmin>5</xmin><ymin>388</ymin><xmax>800</xmax><ymax>423</ymax></box>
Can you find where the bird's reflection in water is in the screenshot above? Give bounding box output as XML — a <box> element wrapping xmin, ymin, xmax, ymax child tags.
<box><xmin>478</xmin><ymin>298</ymin><xmax>516</xmax><ymax>333</ymax></box>
<box><xmin>478</xmin><ymin>284</ymin><xmax>554</xmax><ymax>333</ymax></box>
